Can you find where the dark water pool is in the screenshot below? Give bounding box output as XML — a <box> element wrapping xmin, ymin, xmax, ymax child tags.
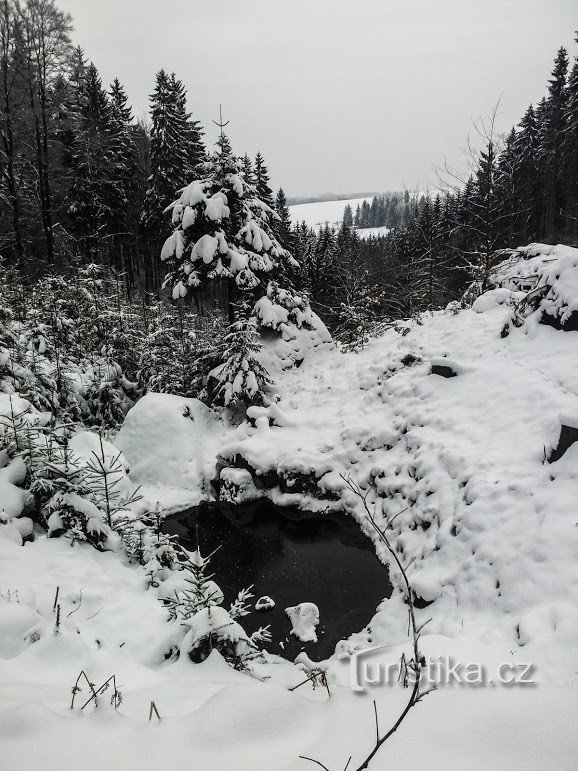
<box><xmin>163</xmin><ymin>500</ymin><xmax>392</xmax><ymax>661</ymax></box>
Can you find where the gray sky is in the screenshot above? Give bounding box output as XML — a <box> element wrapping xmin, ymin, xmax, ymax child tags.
<box><xmin>59</xmin><ymin>0</ymin><xmax>576</xmax><ymax>196</ymax></box>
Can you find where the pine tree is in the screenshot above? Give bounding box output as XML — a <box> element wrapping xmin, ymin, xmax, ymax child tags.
<box><xmin>299</xmin><ymin>223</ymin><xmax>337</xmax><ymax>312</ymax></box>
<box><xmin>539</xmin><ymin>47</ymin><xmax>568</xmax><ymax>240</ymax></box>
<box><xmin>274</xmin><ymin>187</ymin><xmax>292</xmax><ymax>248</ymax></box>
<box><xmin>343</xmin><ymin>204</ymin><xmax>353</xmax><ymax>228</ymax></box>
<box><xmin>241</xmin><ymin>153</ymin><xmax>254</xmax><ymax>185</ymax></box>
<box><xmin>468</xmin><ymin>139</ymin><xmax>503</xmax><ymax>291</ymax></box>
<box><xmin>140</xmin><ymin>70</ymin><xmax>191</xmax><ymax>289</ymax></box>
<box><xmin>107</xmin><ymin>78</ymin><xmax>137</xmax><ymax>271</ymax></box>
<box><xmin>66</xmin><ymin>62</ymin><xmax>116</xmax><ymax>259</ymax></box>
<box><xmin>495</xmin><ymin>127</ymin><xmax>518</xmax><ymax>245</ymax></box>
<box><xmin>160</xmin><ymin>130</ymin><xmax>296</xmax><ymax>318</ymax></box>
<box><xmin>254</xmin><ymin>151</ymin><xmax>274</xmax><ymax>207</ymax></box>
<box><xmin>562</xmin><ymin>40</ymin><xmax>578</xmax><ymax>244</ymax></box>
<box><xmin>212</xmin><ymin>302</ymin><xmax>272</xmax><ymax>410</ymax></box>
<box><xmin>514</xmin><ymin>104</ymin><xmax>541</xmax><ymax>242</ymax></box>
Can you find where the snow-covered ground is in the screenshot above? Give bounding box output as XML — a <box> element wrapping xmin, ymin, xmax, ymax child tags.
<box><xmin>1</xmin><ymin>244</ymin><xmax>578</xmax><ymax>769</ymax></box>
<box><xmin>357</xmin><ymin>225</ymin><xmax>390</xmax><ymax>239</ymax></box>
<box><xmin>288</xmin><ymin>197</ymin><xmax>389</xmax><ymax>237</ymax></box>
<box><xmin>289</xmin><ymin>196</ymin><xmax>372</xmax><ymax>231</ymax></box>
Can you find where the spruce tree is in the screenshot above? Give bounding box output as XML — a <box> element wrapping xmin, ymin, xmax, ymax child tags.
<box><xmin>66</xmin><ymin>62</ymin><xmax>116</xmax><ymax>259</ymax></box>
<box><xmin>274</xmin><ymin>187</ymin><xmax>293</xmax><ymax>248</ymax></box>
<box><xmin>514</xmin><ymin>104</ymin><xmax>541</xmax><ymax>242</ymax></box>
<box><xmin>141</xmin><ymin>70</ymin><xmax>191</xmax><ymax>288</ymax></box>
<box><xmin>241</xmin><ymin>153</ymin><xmax>254</xmax><ymax>185</ymax></box>
<box><xmin>343</xmin><ymin>204</ymin><xmax>354</xmax><ymax>228</ymax></box>
<box><xmin>254</xmin><ymin>151</ymin><xmax>274</xmax><ymax>207</ymax></box>
<box><xmin>160</xmin><ymin>130</ymin><xmax>295</xmax><ymax>318</ymax></box>
<box><xmin>108</xmin><ymin>78</ymin><xmax>137</xmax><ymax>270</ymax></box>
<box><xmin>212</xmin><ymin>302</ymin><xmax>272</xmax><ymax>410</ymax></box>
<box><xmin>562</xmin><ymin>41</ymin><xmax>578</xmax><ymax>243</ymax></box>
<box><xmin>170</xmin><ymin>73</ymin><xmax>205</xmax><ymax>176</ymax></box>
<box><xmin>539</xmin><ymin>47</ymin><xmax>568</xmax><ymax>240</ymax></box>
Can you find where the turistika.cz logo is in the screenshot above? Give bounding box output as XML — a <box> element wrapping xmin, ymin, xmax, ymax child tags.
<box><xmin>347</xmin><ymin>646</ymin><xmax>536</xmax><ymax>692</ymax></box>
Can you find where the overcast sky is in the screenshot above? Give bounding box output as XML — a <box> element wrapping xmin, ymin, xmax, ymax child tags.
<box><xmin>59</xmin><ymin>0</ymin><xmax>576</xmax><ymax>196</ymax></box>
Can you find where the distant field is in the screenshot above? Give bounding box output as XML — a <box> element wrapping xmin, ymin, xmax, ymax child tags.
<box><xmin>288</xmin><ymin>197</ymin><xmax>372</xmax><ymax>231</ymax></box>
<box><xmin>288</xmin><ymin>196</ymin><xmax>389</xmax><ymax>239</ymax></box>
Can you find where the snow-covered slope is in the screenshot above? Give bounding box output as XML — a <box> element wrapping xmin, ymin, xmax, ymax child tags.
<box><xmin>357</xmin><ymin>225</ymin><xmax>390</xmax><ymax>239</ymax></box>
<box><xmin>289</xmin><ymin>197</ymin><xmax>372</xmax><ymax>231</ymax></box>
<box><xmin>1</xmin><ymin>243</ymin><xmax>577</xmax><ymax>769</ymax></box>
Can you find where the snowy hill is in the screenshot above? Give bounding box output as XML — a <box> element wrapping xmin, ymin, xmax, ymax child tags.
<box><xmin>288</xmin><ymin>197</ymin><xmax>389</xmax><ymax>238</ymax></box>
<box><xmin>1</xmin><ymin>243</ymin><xmax>577</xmax><ymax>769</ymax></box>
<box><xmin>289</xmin><ymin>196</ymin><xmax>372</xmax><ymax>231</ymax></box>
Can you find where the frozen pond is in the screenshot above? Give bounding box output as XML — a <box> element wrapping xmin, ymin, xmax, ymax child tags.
<box><xmin>163</xmin><ymin>500</ymin><xmax>392</xmax><ymax>660</ymax></box>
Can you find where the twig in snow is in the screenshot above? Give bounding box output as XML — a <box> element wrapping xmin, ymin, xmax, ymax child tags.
<box><xmin>149</xmin><ymin>701</ymin><xmax>161</xmax><ymax>721</ymax></box>
<box><xmin>66</xmin><ymin>588</ymin><xmax>83</xmax><ymax>617</ymax></box>
<box><xmin>85</xmin><ymin>606</ymin><xmax>103</xmax><ymax>620</ymax></box>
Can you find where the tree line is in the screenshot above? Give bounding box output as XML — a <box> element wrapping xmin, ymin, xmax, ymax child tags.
<box><xmin>343</xmin><ymin>191</ymin><xmax>413</xmax><ymax>231</ymax></box>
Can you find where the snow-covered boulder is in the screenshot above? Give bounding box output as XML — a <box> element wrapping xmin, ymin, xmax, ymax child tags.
<box><xmin>115</xmin><ymin>394</ymin><xmax>224</xmax><ymax>495</ymax></box>
<box><xmin>472</xmin><ymin>287</ymin><xmax>517</xmax><ymax>313</ymax></box>
<box><xmin>0</xmin><ymin>472</ymin><xmax>33</xmax><ymax>521</ymax></box>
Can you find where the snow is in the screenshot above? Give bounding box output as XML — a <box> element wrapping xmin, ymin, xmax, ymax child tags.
<box><xmin>255</xmin><ymin>596</ymin><xmax>275</xmax><ymax>611</ymax></box>
<box><xmin>2</xmin><ymin>242</ymin><xmax>578</xmax><ymax>768</ymax></box>
<box><xmin>286</xmin><ymin>602</ymin><xmax>320</xmax><ymax>642</ymax></box>
<box><xmin>190</xmin><ymin>233</ymin><xmax>219</xmax><ymax>264</ymax></box>
<box><xmin>114</xmin><ymin>393</ymin><xmax>225</xmax><ymax>509</ymax></box>
<box><xmin>357</xmin><ymin>225</ymin><xmax>390</xmax><ymax>239</ymax></box>
<box><xmin>289</xmin><ymin>197</ymin><xmax>373</xmax><ymax>231</ymax></box>
<box><xmin>472</xmin><ymin>287</ymin><xmax>518</xmax><ymax>313</ymax></box>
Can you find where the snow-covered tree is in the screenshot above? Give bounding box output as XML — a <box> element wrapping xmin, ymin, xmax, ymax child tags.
<box><xmin>254</xmin><ymin>150</ymin><xmax>274</xmax><ymax>207</ymax></box>
<box><xmin>563</xmin><ymin>42</ymin><xmax>578</xmax><ymax>242</ymax></box>
<box><xmin>107</xmin><ymin>78</ymin><xmax>137</xmax><ymax>267</ymax></box>
<box><xmin>274</xmin><ymin>187</ymin><xmax>293</xmax><ymax>248</ymax></box>
<box><xmin>241</xmin><ymin>153</ymin><xmax>254</xmax><ymax>185</ymax></box>
<box><xmin>141</xmin><ymin>69</ymin><xmax>193</xmax><ymax>276</ymax></box>
<box><xmin>66</xmin><ymin>62</ymin><xmax>116</xmax><ymax>257</ymax></box>
<box><xmin>211</xmin><ymin>302</ymin><xmax>272</xmax><ymax>410</ymax></box>
<box><xmin>160</xmin><ymin>132</ymin><xmax>296</xmax><ymax>311</ymax></box>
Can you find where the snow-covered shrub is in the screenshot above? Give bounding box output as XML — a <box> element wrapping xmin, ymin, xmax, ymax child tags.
<box><xmin>44</xmin><ymin>490</ymin><xmax>112</xmax><ymax>549</ymax></box>
<box><xmin>167</xmin><ymin>547</ymin><xmax>271</xmax><ymax>668</ymax></box>
<box><xmin>84</xmin><ymin>362</ymin><xmax>137</xmax><ymax>429</ymax></box>
<box><xmin>5</xmin><ymin>424</ymin><xmax>138</xmax><ymax>550</ymax></box>
<box><xmin>333</xmin><ymin>271</ymin><xmax>384</xmax><ymax>351</ymax></box>
<box><xmin>26</xmin><ymin>435</ymin><xmax>111</xmax><ymax>548</ymax></box>
<box><xmin>0</xmin><ymin>263</ymin><xmax>141</xmax><ymax>427</ymax></box>
<box><xmin>118</xmin><ymin>503</ymin><xmax>180</xmax><ymax>587</ymax></box>
<box><xmin>253</xmin><ymin>280</ymin><xmax>316</xmax><ymax>336</ymax></box>
<box><xmin>136</xmin><ymin>302</ymin><xmax>227</xmax><ymax>400</ymax></box>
